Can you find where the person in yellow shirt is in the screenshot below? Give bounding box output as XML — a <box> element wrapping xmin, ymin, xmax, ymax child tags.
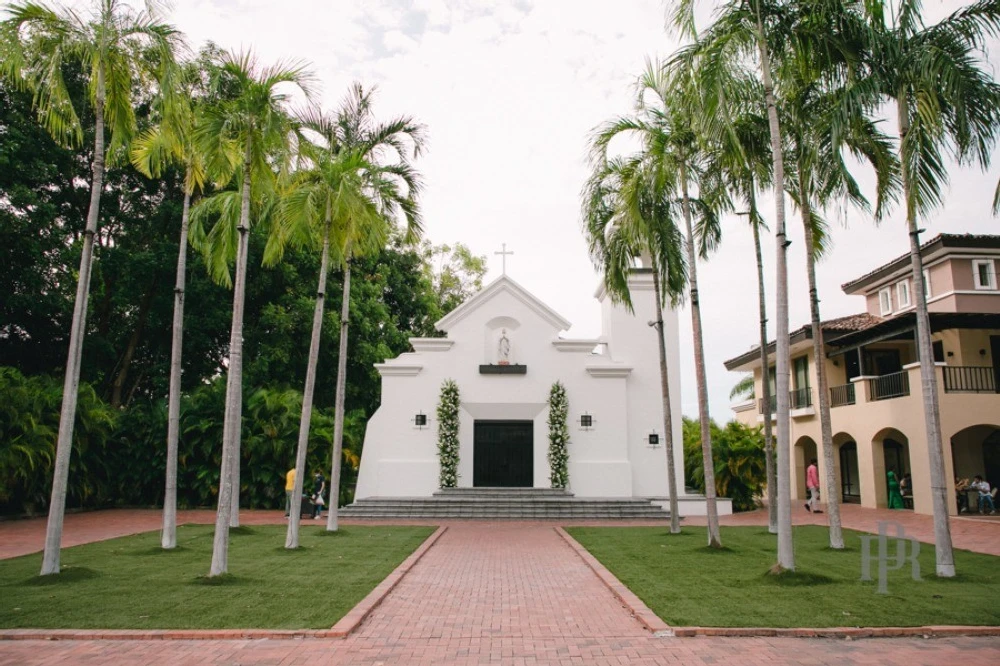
<box><xmin>285</xmin><ymin>467</ymin><xmax>296</xmax><ymax>517</ymax></box>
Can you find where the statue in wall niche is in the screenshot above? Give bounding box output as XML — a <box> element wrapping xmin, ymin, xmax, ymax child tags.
<box><xmin>497</xmin><ymin>329</ymin><xmax>512</xmax><ymax>365</ymax></box>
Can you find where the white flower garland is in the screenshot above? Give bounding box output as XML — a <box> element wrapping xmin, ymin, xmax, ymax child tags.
<box><xmin>547</xmin><ymin>381</ymin><xmax>570</xmax><ymax>489</ymax></box>
<box><xmin>437</xmin><ymin>379</ymin><xmax>461</xmax><ymax>488</ymax></box>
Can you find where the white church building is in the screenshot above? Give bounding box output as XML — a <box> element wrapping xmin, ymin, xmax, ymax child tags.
<box><xmin>353</xmin><ymin>270</ymin><xmax>730</xmax><ymax>516</ymax></box>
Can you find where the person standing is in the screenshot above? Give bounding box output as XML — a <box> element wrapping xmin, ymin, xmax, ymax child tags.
<box><xmin>887</xmin><ymin>470</ymin><xmax>905</xmax><ymax>509</ymax></box>
<box><xmin>284</xmin><ymin>466</ymin><xmax>296</xmax><ymax>517</ymax></box>
<box><xmin>805</xmin><ymin>458</ymin><xmax>822</xmax><ymax>514</ymax></box>
<box><xmin>311</xmin><ymin>472</ymin><xmax>326</xmax><ymax>519</ymax></box>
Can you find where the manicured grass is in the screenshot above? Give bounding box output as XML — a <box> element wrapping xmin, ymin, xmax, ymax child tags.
<box><xmin>567</xmin><ymin>525</ymin><xmax>1000</xmax><ymax>628</ymax></box>
<box><xmin>0</xmin><ymin>524</ymin><xmax>434</xmax><ymax>629</ymax></box>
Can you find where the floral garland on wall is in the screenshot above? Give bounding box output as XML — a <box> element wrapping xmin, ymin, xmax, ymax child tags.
<box><xmin>547</xmin><ymin>381</ymin><xmax>570</xmax><ymax>489</ymax></box>
<box><xmin>437</xmin><ymin>379</ymin><xmax>461</xmax><ymax>488</ymax></box>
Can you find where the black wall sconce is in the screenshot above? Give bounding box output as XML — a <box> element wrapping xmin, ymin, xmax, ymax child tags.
<box><xmin>647</xmin><ymin>431</ymin><xmax>660</xmax><ymax>447</ymax></box>
<box><xmin>578</xmin><ymin>412</ymin><xmax>594</xmax><ymax>430</ymax></box>
<box><xmin>413</xmin><ymin>412</ymin><xmax>428</xmax><ymax>429</ymax></box>
<box><xmin>980</xmin><ymin>349</ymin><xmax>987</xmax><ymax>357</ymax></box>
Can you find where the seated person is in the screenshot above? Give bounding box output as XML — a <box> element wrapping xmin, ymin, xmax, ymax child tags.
<box><xmin>956</xmin><ymin>476</ymin><xmax>971</xmax><ymax>513</ymax></box>
<box><xmin>970</xmin><ymin>475</ymin><xmax>996</xmax><ymax>514</ymax></box>
<box><xmin>900</xmin><ymin>473</ymin><xmax>912</xmax><ymax>496</ymax></box>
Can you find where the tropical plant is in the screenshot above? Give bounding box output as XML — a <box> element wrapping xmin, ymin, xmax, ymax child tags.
<box><xmin>851</xmin><ymin>0</ymin><xmax>1000</xmax><ymax>576</ymax></box>
<box><xmin>683</xmin><ymin>417</ymin><xmax>767</xmax><ymax>513</ymax></box>
<box><xmin>0</xmin><ymin>0</ymin><xmax>180</xmax><ymax>575</ymax></box>
<box><xmin>130</xmin><ymin>49</ymin><xmax>218</xmax><ymax>549</ymax></box>
<box><xmin>188</xmin><ymin>49</ymin><xmax>313</xmax><ymax>576</ymax></box>
<box><xmin>589</xmin><ymin>59</ymin><xmax>724</xmax><ymax>547</ymax></box>
<box><xmin>437</xmin><ymin>379</ymin><xmax>460</xmax><ymax>488</ymax></box>
<box><xmin>293</xmin><ymin>85</ymin><xmax>426</xmax><ymax>534</ymax></box>
<box><xmin>547</xmin><ymin>381</ymin><xmax>570</xmax><ymax>489</ymax></box>
<box><xmin>582</xmin><ymin>148</ymin><xmax>687</xmax><ymax>535</ymax></box>
<box><xmin>674</xmin><ymin>0</ymin><xmax>805</xmax><ymax>570</ymax></box>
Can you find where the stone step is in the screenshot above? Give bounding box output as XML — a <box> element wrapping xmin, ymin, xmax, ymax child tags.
<box><xmin>339</xmin><ymin>490</ymin><xmax>671</xmax><ymax>520</ymax></box>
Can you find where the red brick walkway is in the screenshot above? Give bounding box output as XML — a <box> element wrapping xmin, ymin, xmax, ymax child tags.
<box><xmin>2</xmin><ymin>510</ymin><xmax>999</xmax><ymax>664</ymax></box>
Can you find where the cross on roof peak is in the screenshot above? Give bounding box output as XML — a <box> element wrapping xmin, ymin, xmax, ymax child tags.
<box><xmin>494</xmin><ymin>243</ymin><xmax>514</xmax><ymax>275</ymax></box>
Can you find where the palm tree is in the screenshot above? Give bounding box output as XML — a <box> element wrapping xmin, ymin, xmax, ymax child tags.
<box><xmin>625</xmin><ymin>59</ymin><xmax>725</xmax><ymax>547</ymax></box>
<box><xmin>855</xmin><ymin>0</ymin><xmax>1000</xmax><ymax>577</ymax></box>
<box><xmin>780</xmin><ymin>47</ymin><xmax>899</xmax><ymax>550</ymax></box>
<box><xmin>583</xmin><ymin>154</ymin><xmax>687</xmax><ymax>535</ymax></box>
<box><xmin>130</xmin><ymin>55</ymin><xmax>212</xmax><ymax>550</ymax></box>
<box><xmin>188</xmin><ymin>50</ymin><xmax>313</xmax><ymax>576</ymax></box>
<box><xmin>699</xmin><ymin>77</ymin><xmax>778</xmax><ymax>533</ymax></box>
<box><xmin>674</xmin><ymin>0</ymin><xmax>841</xmax><ymax>571</ymax></box>
<box><xmin>320</xmin><ymin>86</ymin><xmax>425</xmax><ymax>534</ymax></box>
<box><xmin>276</xmin><ymin>86</ymin><xmax>424</xmax><ymax>545</ymax></box>
<box><xmin>0</xmin><ymin>0</ymin><xmax>179</xmax><ymax>575</ymax></box>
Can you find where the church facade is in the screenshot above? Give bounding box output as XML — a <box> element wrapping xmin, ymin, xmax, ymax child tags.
<box><xmin>354</xmin><ymin>271</ymin><xmax>729</xmax><ymax>515</ymax></box>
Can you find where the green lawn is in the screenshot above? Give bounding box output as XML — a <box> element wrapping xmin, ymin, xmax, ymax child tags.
<box><xmin>0</xmin><ymin>524</ymin><xmax>434</xmax><ymax>629</ymax></box>
<box><xmin>567</xmin><ymin>525</ymin><xmax>1000</xmax><ymax>628</ymax></box>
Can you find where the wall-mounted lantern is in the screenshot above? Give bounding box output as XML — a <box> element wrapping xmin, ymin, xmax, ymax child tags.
<box><xmin>647</xmin><ymin>431</ymin><xmax>660</xmax><ymax>447</ymax></box>
<box><xmin>578</xmin><ymin>412</ymin><xmax>594</xmax><ymax>430</ymax></box>
<box><xmin>413</xmin><ymin>412</ymin><xmax>428</xmax><ymax>429</ymax></box>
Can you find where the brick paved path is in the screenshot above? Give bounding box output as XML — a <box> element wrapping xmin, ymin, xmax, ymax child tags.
<box><xmin>3</xmin><ymin>522</ymin><xmax>1000</xmax><ymax>665</ymax></box>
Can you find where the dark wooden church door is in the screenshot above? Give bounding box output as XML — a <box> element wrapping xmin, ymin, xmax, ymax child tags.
<box><xmin>473</xmin><ymin>420</ymin><xmax>533</xmax><ymax>487</ymax></box>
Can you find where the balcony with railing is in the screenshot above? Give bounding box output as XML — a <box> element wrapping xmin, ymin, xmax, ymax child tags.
<box><xmin>758</xmin><ymin>388</ymin><xmax>813</xmax><ymax>415</ymax></box>
<box><xmin>942</xmin><ymin>366</ymin><xmax>996</xmax><ymax>393</ymax></box>
<box><xmin>867</xmin><ymin>371</ymin><xmax>910</xmax><ymax>401</ymax></box>
<box><xmin>830</xmin><ymin>383</ymin><xmax>856</xmax><ymax>407</ymax></box>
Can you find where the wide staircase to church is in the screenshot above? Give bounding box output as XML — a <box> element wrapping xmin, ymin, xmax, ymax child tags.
<box><xmin>338</xmin><ymin>488</ymin><xmax>672</xmax><ymax>520</ymax></box>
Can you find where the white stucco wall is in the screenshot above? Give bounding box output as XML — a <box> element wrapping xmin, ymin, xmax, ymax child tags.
<box><xmin>354</xmin><ymin>273</ymin><xmax>686</xmax><ymax>499</ymax></box>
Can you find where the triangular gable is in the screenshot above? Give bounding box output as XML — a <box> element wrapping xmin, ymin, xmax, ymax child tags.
<box><xmin>435</xmin><ymin>275</ymin><xmax>572</xmax><ymax>333</ymax></box>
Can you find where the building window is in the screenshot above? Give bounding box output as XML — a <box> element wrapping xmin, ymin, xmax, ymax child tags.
<box><xmin>973</xmin><ymin>259</ymin><xmax>996</xmax><ymax>290</ymax></box>
<box><xmin>879</xmin><ymin>287</ymin><xmax>892</xmax><ymax>315</ymax></box>
<box><xmin>923</xmin><ymin>269</ymin><xmax>931</xmax><ymax>298</ymax></box>
<box><xmin>897</xmin><ymin>280</ymin><xmax>911</xmax><ymax>309</ymax></box>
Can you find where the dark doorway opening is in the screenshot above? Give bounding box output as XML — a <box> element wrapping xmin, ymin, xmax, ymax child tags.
<box><xmin>839</xmin><ymin>442</ymin><xmax>861</xmax><ymax>503</ymax></box>
<box><xmin>473</xmin><ymin>420</ymin><xmax>533</xmax><ymax>487</ymax></box>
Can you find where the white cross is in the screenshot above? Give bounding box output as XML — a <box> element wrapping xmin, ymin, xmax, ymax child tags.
<box><xmin>494</xmin><ymin>243</ymin><xmax>514</xmax><ymax>275</ymax></box>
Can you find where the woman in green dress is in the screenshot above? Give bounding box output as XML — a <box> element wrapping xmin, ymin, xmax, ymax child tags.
<box><xmin>887</xmin><ymin>470</ymin><xmax>905</xmax><ymax>509</ymax></box>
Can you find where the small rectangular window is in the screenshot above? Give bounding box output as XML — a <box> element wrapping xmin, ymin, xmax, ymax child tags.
<box><xmin>879</xmin><ymin>287</ymin><xmax>892</xmax><ymax>315</ymax></box>
<box><xmin>973</xmin><ymin>259</ymin><xmax>996</xmax><ymax>290</ymax></box>
<box><xmin>897</xmin><ymin>280</ymin><xmax>911</xmax><ymax>309</ymax></box>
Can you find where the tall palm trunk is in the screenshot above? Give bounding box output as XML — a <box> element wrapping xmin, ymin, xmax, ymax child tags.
<box><xmin>756</xmin><ymin>5</ymin><xmax>794</xmax><ymax>570</ymax></box>
<box><xmin>286</xmin><ymin>223</ymin><xmax>331</xmax><ymax>549</ymax></box>
<box><xmin>798</xmin><ymin>171</ymin><xmax>844</xmax><ymax>550</ymax></box>
<box><xmin>209</xmin><ymin>149</ymin><xmax>252</xmax><ymax>576</ymax></box>
<box><xmin>650</xmin><ymin>263</ymin><xmax>681</xmax><ymax>533</ymax></box>
<box><xmin>752</xmin><ymin>217</ymin><xmax>777</xmax><ymax>534</ymax></box>
<box><xmin>678</xmin><ymin>160</ymin><xmax>721</xmax><ymax>547</ymax></box>
<box><xmin>40</xmin><ymin>68</ymin><xmax>106</xmax><ymax>576</ymax></box>
<box><xmin>326</xmin><ymin>258</ymin><xmax>352</xmax><ymax>532</ymax></box>
<box><xmin>896</xmin><ymin>96</ymin><xmax>955</xmax><ymax>577</ymax></box>
<box><xmin>162</xmin><ymin>178</ymin><xmax>192</xmax><ymax>549</ymax></box>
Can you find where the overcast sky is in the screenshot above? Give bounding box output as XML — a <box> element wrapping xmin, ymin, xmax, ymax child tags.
<box><xmin>147</xmin><ymin>1</ymin><xmax>1000</xmax><ymax>420</ymax></box>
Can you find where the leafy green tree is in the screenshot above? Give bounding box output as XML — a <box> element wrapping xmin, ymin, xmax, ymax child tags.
<box><xmin>683</xmin><ymin>417</ymin><xmax>766</xmax><ymax>512</ymax></box>
<box><xmin>189</xmin><ymin>49</ymin><xmax>313</xmax><ymax>576</ymax></box>
<box><xmin>0</xmin><ymin>0</ymin><xmax>180</xmax><ymax>575</ymax></box>
<box><xmin>421</xmin><ymin>241</ymin><xmax>488</xmax><ymax>316</ymax></box>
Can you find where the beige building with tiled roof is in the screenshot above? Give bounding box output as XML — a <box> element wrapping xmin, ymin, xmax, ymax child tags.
<box><xmin>725</xmin><ymin>234</ymin><xmax>1000</xmax><ymax>516</ymax></box>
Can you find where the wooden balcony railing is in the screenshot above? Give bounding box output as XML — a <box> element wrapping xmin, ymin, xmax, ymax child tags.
<box><xmin>868</xmin><ymin>371</ymin><xmax>910</xmax><ymax>401</ymax></box>
<box><xmin>942</xmin><ymin>365</ymin><xmax>996</xmax><ymax>393</ymax></box>
<box><xmin>830</xmin><ymin>383</ymin><xmax>856</xmax><ymax>407</ymax></box>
